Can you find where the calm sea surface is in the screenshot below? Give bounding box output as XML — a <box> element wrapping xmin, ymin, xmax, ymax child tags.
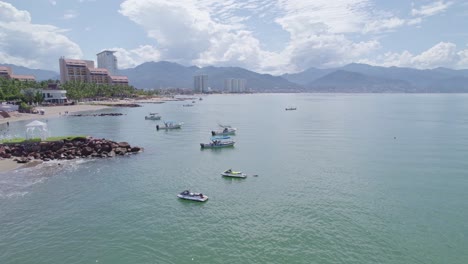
<box><xmin>0</xmin><ymin>94</ymin><xmax>467</xmax><ymax>264</ymax></box>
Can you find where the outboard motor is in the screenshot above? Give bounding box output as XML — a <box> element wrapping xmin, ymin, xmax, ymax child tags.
<box><xmin>211</xmin><ymin>131</ymin><xmax>215</xmax><ymax>136</ymax></box>
<box><xmin>156</xmin><ymin>125</ymin><xmax>159</xmax><ymax>131</ymax></box>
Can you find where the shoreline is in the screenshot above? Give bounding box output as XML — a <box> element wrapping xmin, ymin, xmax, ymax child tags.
<box><xmin>0</xmin><ymin>96</ymin><xmax>172</xmax><ymax>126</ymax></box>
<box><xmin>0</xmin><ymin>104</ymin><xmax>110</xmax><ymax>125</ymax></box>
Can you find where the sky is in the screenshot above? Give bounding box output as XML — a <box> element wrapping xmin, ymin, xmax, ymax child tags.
<box><xmin>0</xmin><ymin>0</ymin><xmax>467</xmax><ymax>74</ymax></box>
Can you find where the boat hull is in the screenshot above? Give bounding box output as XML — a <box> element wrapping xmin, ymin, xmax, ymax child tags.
<box><xmin>221</xmin><ymin>172</ymin><xmax>247</xmax><ymax>178</ymax></box>
<box><xmin>177</xmin><ymin>194</ymin><xmax>208</xmax><ymax>202</ymax></box>
<box><xmin>145</xmin><ymin>116</ymin><xmax>161</xmax><ymax>120</ymax></box>
<box><xmin>200</xmin><ymin>142</ymin><xmax>235</xmax><ymax>148</ymax></box>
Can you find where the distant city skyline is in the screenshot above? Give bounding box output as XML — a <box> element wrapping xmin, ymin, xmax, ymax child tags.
<box><xmin>1</xmin><ymin>0</ymin><xmax>467</xmax><ymax>74</ymax></box>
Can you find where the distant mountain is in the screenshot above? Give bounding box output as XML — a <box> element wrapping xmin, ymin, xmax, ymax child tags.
<box><xmin>120</xmin><ymin>61</ymin><xmax>197</xmax><ymax>89</ymax></box>
<box><xmin>120</xmin><ymin>61</ymin><xmax>301</xmax><ymax>91</ymax></box>
<box><xmin>308</xmin><ymin>70</ymin><xmax>413</xmax><ymax>93</ymax></box>
<box><xmin>285</xmin><ymin>63</ymin><xmax>468</xmax><ymax>92</ymax></box>
<box><xmin>0</xmin><ymin>64</ymin><xmax>59</xmax><ymax>81</ymax></box>
<box><xmin>282</xmin><ymin>67</ymin><xmax>334</xmax><ymax>85</ymax></box>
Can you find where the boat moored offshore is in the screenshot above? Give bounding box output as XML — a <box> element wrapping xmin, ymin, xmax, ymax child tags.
<box><xmin>200</xmin><ymin>139</ymin><xmax>235</xmax><ymax>148</ymax></box>
<box><xmin>156</xmin><ymin>121</ymin><xmax>183</xmax><ymax>130</ymax></box>
<box><xmin>221</xmin><ymin>169</ymin><xmax>247</xmax><ymax>178</ymax></box>
<box><xmin>145</xmin><ymin>113</ymin><xmax>161</xmax><ymax>120</ymax></box>
<box><xmin>211</xmin><ymin>127</ymin><xmax>237</xmax><ymax>136</ymax></box>
<box><xmin>177</xmin><ymin>190</ymin><xmax>208</xmax><ymax>202</ymax></box>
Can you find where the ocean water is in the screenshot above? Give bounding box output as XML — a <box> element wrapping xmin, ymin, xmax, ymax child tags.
<box><xmin>0</xmin><ymin>94</ymin><xmax>467</xmax><ymax>264</ymax></box>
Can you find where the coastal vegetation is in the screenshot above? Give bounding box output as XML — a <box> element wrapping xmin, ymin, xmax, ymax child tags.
<box><xmin>0</xmin><ymin>78</ymin><xmax>158</xmax><ymax>102</ymax></box>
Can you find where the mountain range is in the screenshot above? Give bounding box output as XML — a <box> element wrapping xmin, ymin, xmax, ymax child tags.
<box><xmin>0</xmin><ymin>64</ymin><xmax>59</xmax><ymax>81</ymax></box>
<box><xmin>4</xmin><ymin>62</ymin><xmax>468</xmax><ymax>93</ymax></box>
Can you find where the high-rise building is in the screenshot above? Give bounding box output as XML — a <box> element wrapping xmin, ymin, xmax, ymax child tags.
<box><xmin>96</xmin><ymin>50</ymin><xmax>118</xmax><ymax>76</ymax></box>
<box><xmin>194</xmin><ymin>75</ymin><xmax>208</xmax><ymax>93</ymax></box>
<box><xmin>224</xmin><ymin>78</ymin><xmax>246</xmax><ymax>93</ymax></box>
<box><xmin>59</xmin><ymin>57</ymin><xmax>128</xmax><ymax>85</ymax></box>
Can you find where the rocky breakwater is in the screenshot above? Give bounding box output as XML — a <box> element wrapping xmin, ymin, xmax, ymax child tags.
<box><xmin>0</xmin><ymin>137</ymin><xmax>143</xmax><ymax>163</ymax></box>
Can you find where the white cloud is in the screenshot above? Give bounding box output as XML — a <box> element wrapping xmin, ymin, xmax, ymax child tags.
<box><xmin>111</xmin><ymin>45</ymin><xmax>161</xmax><ymax>69</ymax></box>
<box><xmin>0</xmin><ymin>1</ymin><xmax>82</xmax><ymax>70</ymax></box>
<box><xmin>411</xmin><ymin>1</ymin><xmax>453</xmax><ymax>17</ymax></box>
<box><xmin>118</xmin><ymin>0</ymin><xmax>462</xmax><ymax>73</ymax></box>
<box><xmin>362</xmin><ymin>42</ymin><xmax>468</xmax><ymax>69</ymax></box>
<box><xmin>363</xmin><ymin>17</ymin><xmax>406</xmax><ymax>33</ymax></box>
<box><xmin>118</xmin><ymin>0</ymin><xmax>388</xmax><ymax>73</ymax></box>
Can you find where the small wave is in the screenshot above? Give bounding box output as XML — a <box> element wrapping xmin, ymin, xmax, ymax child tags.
<box><xmin>0</xmin><ymin>191</ymin><xmax>28</xmax><ymax>199</ymax></box>
<box><xmin>0</xmin><ymin>158</ymin><xmax>97</xmax><ymax>199</ymax></box>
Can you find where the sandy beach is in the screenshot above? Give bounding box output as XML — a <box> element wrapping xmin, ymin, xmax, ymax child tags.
<box><xmin>0</xmin><ymin>97</ymin><xmax>171</xmax><ymax>125</ymax></box>
<box><xmin>0</xmin><ymin>104</ymin><xmax>111</xmax><ymax>125</ymax></box>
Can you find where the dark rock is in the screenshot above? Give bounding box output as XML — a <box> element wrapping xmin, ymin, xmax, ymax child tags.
<box><xmin>118</xmin><ymin>142</ymin><xmax>130</xmax><ymax>148</ymax></box>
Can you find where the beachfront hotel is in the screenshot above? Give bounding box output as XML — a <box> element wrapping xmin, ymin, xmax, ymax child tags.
<box><xmin>59</xmin><ymin>57</ymin><xmax>128</xmax><ymax>86</ymax></box>
<box><xmin>97</xmin><ymin>50</ymin><xmax>118</xmax><ymax>76</ymax></box>
<box><xmin>0</xmin><ymin>66</ymin><xmax>36</xmax><ymax>81</ymax></box>
<box><xmin>194</xmin><ymin>75</ymin><xmax>208</xmax><ymax>93</ymax></box>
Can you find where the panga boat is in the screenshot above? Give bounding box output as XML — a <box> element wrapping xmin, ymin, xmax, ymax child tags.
<box><xmin>221</xmin><ymin>169</ymin><xmax>247</xmax><ymax>178</ymax></box>
<box><xmin>177</xmin><ymin>190</ymin><xmax>208</xmax><ymax>202</ymax></box>
<box><xmin>156</xmin><ymin>121</ymin><xmax>183</xmax><ymax>130</ymax></box>
<box><xmin>200</xmin><ymin>139</ymin><xmax>235</xmax><ymax>148</ymax></box>
<box><xmin>211</xmin><ymin>127</ymin><xmax>237</xmax><ymax>136</ymax></box>
<box><xmin>145</xmin><ymin>113</ymin><xmax>161</xmax><ymax>120</ymax></box>
<box><xmin>285</xmin><ymin>107</ymin><xmax>297</xmax><ymax>111</ymax></box>
<box><xmin>183</xmin><ymin>104</ymin><xmax>194</xmax><ymax>107</ymax></box>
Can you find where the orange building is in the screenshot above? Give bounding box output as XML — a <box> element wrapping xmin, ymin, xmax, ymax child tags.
<box><xmin>59</xmin><ymin>57</ymin><xmax>128</xmax><ymax>85</ymax></box>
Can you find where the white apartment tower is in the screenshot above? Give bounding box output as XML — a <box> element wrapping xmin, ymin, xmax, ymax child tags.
<box><xmin>97</xmin><ymin>50</ymin><xmax>118</xmax><ymax>76</ymax></box>
<box><xmin>194</xmin><ymin>75</ymin><xmax>208</xmax><ymax>93</ymax></box>
<box><xmin>224</xmin><ymin>78</ymin><xmax>246</xmax><ymax>93</ymax></box>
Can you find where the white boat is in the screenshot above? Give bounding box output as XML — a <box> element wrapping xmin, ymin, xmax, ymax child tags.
<box><xmin>200</xmin><ymin>140</ymin><xmax>235</xmax><ymax>148</ymax></box>
<box><xmin>177</xmin><ymin>190</ymin><xmax>208</xmax><ymax>202</ymax></box>
<box><xmin>156</xmin><ymin>121</ymin><xmax>183</xmax><ymax>130</ymax></box>
<box><xmin>145</xmin><ymin>113</ymin><xmax>161</xmax><ymax>120</ymax></box>
<box><xmin>221</xmin><ymin>169</ymin><xmax>247</xmax><ymax>178</ymax></box>
<box><xmin>211</xmin><ymin>127</ymin><xmax>237</xmax><ymax>136</ymax></box>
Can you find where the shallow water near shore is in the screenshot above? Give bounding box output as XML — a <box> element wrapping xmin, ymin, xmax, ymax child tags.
<box><xmin>1</xmin><ymin>94</ymin><xmax>468</xmax><ymax>263</ymax></box>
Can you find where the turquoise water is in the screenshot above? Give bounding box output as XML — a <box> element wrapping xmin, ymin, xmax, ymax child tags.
<box><xmin>1</xmin><ymin>94</ymin><xmax>467</xmax><ymax>263</ymax></box>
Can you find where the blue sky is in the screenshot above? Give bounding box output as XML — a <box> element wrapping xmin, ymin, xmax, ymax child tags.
<box><xmin>1</xmin><ymin>0</ymin><xmax>467</xmax><ymax>73</ymax></box>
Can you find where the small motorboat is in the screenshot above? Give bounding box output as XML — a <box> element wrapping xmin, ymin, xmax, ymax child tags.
<box><xmin>211</xmin><ymin>127</ymin><xmax>237</xmax><ymax>136</ymax></box>
<box><xmin>156</xmin><ymin>121</ymin><xmax>183</xmax><ymax>130</ymax></box>
<box><xmin>177</xmin><ymin>190</ymin><xmax>208</xmax><ymax>202</ymax></box>
<box><xmin>145</xmin><ymin>113</ymin><xmax>161</xmax><ymax>120</ymax></box>
<box><xmin>183</xmin><ymin>104</ymin><xmax>194</xmax><ymax>107</ymax></box>
<box><xmin>221</xmin><ymin>169</ymin><xmax>247</xmax><ymax>178</ymax></box>
<box><xmin>200</xmin><ymin>140</ymin><xmax>235</xmax><ymax>148</ymax></box>
<box><xmin>285</xmin><ymin>107</ymin><xmax>297</xmax><ymax>111</ymax></box>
